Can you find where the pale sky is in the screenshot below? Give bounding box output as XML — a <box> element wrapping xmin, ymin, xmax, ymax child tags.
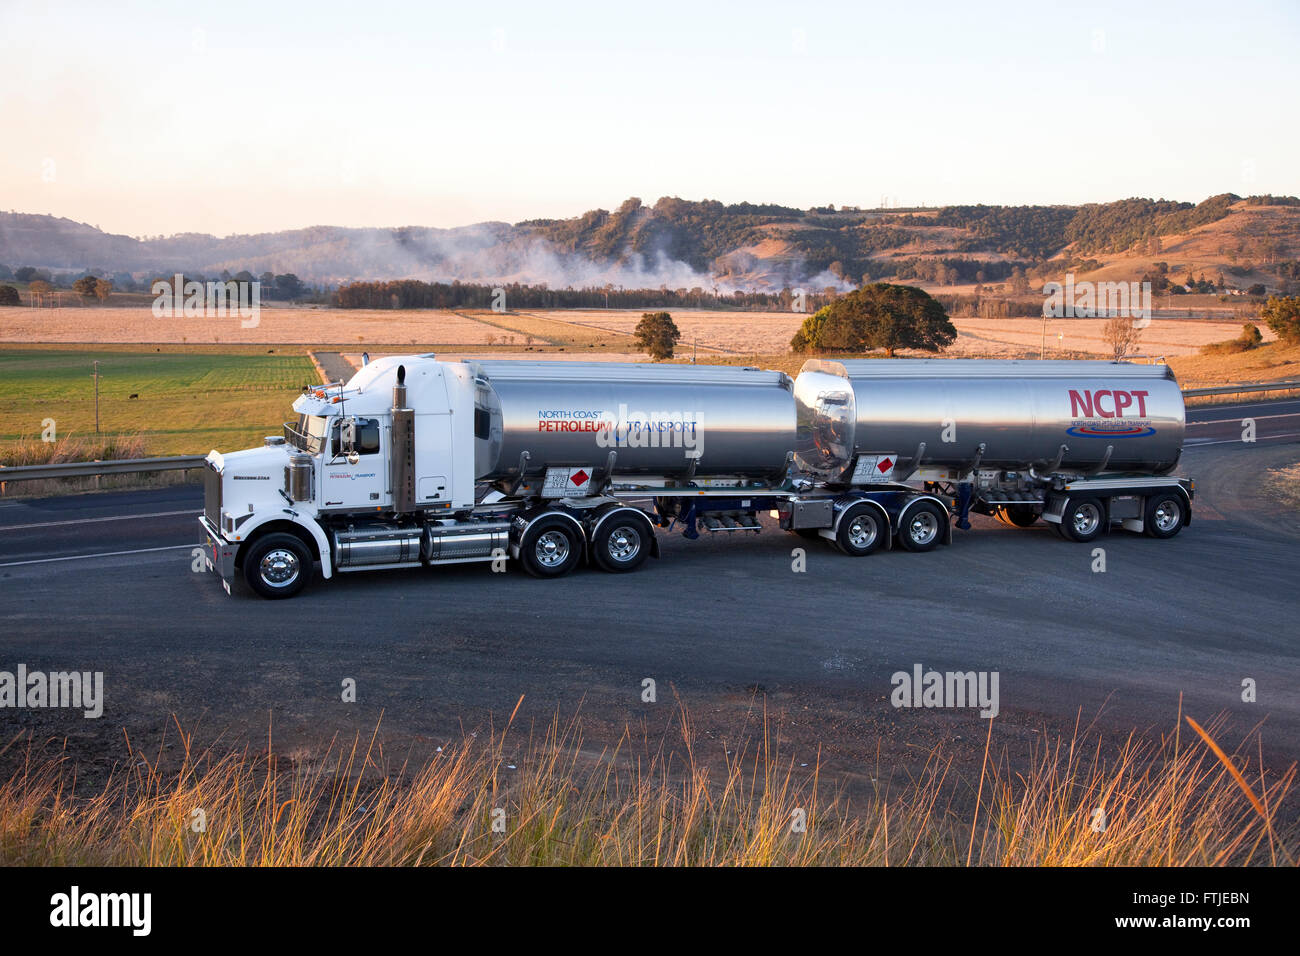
<box><xmin>3</xmin><ymin>0</ymin><xmax>1297</xmax><ymax>237</ymax></box>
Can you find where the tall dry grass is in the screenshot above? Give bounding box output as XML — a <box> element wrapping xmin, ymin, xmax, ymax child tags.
<box><xmin>0</xmin><ymin>703</ymin><xmax>1293</xmax><ymax>867</ymax></box>
<box><xmin>0</xmin><ymin>432</ymin><xmax>197</xmax><ymax>498</ymax></box>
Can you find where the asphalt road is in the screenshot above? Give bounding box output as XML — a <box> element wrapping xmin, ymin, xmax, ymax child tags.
<box><xmin>1</xmin><ymin>399</ymin><xmax>1298</xmax><ymax>794</ymax></box>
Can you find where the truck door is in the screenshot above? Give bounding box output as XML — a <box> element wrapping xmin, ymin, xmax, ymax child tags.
<box><xmin>320</xmin><ymin>417</ymin><xmax>389</xmax><ymax>510</ymax></box>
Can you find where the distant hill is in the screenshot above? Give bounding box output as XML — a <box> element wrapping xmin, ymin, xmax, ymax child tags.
<box><xmin>2</xmin><ymin>193</ymin><xmax>1297</xmax><ymax>294</ymax></box>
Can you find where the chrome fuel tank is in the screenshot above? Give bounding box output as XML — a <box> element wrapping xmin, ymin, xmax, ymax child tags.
<box><xmin>466</xmin><ymin>362</ymin><xmax>797</xmax><ymax>481</ymax></box>
<box><xmin>794</xmin><ymin>359</ymin><xmax>1185</xmax><ymax>480</ymax></box>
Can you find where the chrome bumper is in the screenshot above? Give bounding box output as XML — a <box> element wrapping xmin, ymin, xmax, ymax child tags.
<box><xmin>199</xmin><ymin>515</ymin><xmax>237</xmax><ymax>593</ymax></box>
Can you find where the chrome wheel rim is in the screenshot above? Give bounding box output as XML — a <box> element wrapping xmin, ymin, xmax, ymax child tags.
<box><xmin>1153</xmin><ymin>499</ymin><xmax>1181</xmax><ymax>532</ymax></box>
<box><xmin>1072</xmin><ymin>503</ymin><xmax>1101</xmax><ymax>536</ymax></box>
<box><xmin>847</xmin><ymin>514</ymin><xmax>877</xmax><ymax>549</ymax></box>
<box><xmin>535</xmin><ymin>530</ymin><xmax>571</xmax><ymax>567</ymax></box>
<box><xmin>260</xmin><ymin>548</ymin><xmax>300</xmax><ymax>587</ymax></box>
<box><xmin>909</xmin><ymin>510</ymin><xmax>938</xmax><ymax>545</ymax></box>
<box><xmin>607</xmin><ymin>525</ymin><xmax>641</xmax><ymax>562</ymax></box>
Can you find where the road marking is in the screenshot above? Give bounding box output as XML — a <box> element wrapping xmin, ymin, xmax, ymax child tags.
<box><xmin>0</xmin><ymin>509</ymin><xmax>199</xmax><ymax>532</ymax></box>
<box><xmin>1188</xmin><ymin>413</ymin><xmax>1300</xmax><ymax>426</ymax></box>
<box><xmin>1185</xmin><ymin>432</ymin><xmax>1300</xmax><ymax>446</ymax></box>
<box><xmin>0</xmin><ymin>544</ymin><xmax>195</xmax><ymax>568</ymax></box>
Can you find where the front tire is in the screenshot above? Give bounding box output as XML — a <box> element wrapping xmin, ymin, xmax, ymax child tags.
<box><xmin>520</xmin><ymin>518</ymin><xmax>583</xmax><ymax>578</ymax></box>
<box><xmin>243</xmin><ymin>532</ymin><xmax>312</xmax><ymax>599</ymax></box>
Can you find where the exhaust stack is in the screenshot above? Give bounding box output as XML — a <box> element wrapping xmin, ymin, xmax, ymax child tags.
<box><xmin>390</xmin><ymin>364</ymin><xmax>416</xmax><ymax>513</ymax></box>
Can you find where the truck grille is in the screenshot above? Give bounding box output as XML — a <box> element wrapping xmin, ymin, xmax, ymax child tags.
<box><xmin>204</xmin><ymin>462</ymin><xmax>222</xmax><ymax>528</ymax></box>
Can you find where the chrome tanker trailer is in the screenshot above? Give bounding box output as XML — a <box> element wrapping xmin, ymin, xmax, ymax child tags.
<box><xmin>199</xmin><ymin>355</ymin><xmax>1192</xmax><ymax>598</ymax></box>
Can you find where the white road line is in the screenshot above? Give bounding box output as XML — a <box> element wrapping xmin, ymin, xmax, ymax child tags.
<box><xmin>0</xmin><ymin>509</ymin><xmax>199</xmax><ymax>532</ymax></box>
<box><xmin>1188</xmin><ymin>413</ymin><xmax>1300</xmax><ymax>426</ymax></box>
<box><xmin>0</xmin><ymin>544</ymin><xmax>195</xmax><ymax>568</ymax></box>
<box><xmin>1185</xmin><ymin>432</ymin><xmax>1300</xmax><ymax>446</ymax></box>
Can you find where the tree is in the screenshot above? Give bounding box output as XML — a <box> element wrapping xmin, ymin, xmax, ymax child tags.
<box><xmin>14</xmin><ymin>266</ymin><xmax>37</xmax><ymax>282</ymax></box>
<box><xmin>790</xmin><ymin>283</ymin><xmax>956</xmax><ymax>357</ymax></box>
<box><xmin>273</xmin><ymin>273</ymin><xmax>304</xmax><ymax>299</ymax></box>
<box><xmin>634</xmin><ymin>311</ymin><xmax>681</xmax><ymax>361</ymax></box>
<box><xmin>1102</xmin><ymin>315</ymin><xmax>1142</xmax><ymax>360</ymax></box>
<box><xmin>1262</xmin><ymin>295</ymin><xmax>1300</xmax><ymax>343</ymax></box>
<box><xmin>0</xmin><ymin>285</ymin><xmax>19</xmax><ymax>306</ymax></box>
<box><xmin>73</xmin><ymin>275</ymin><xmax>99</xmax><ymax>298</ymax></box>
<box><xmin>94</xmin><ymin>278</ymin><xmax>113</xmax><ymax>303</ymax></box>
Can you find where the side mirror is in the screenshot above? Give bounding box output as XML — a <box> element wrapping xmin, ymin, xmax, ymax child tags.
<box><xmin>336</xmin><ymin>418</ymin><xmax>359</xmax><ymax>463</ymax></box>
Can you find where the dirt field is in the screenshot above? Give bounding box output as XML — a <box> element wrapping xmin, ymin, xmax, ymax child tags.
<box><xmin>0</xmin><ymin>306</ymin><xmax>508</xmax><ymax>346</ymax></box>
<box><xmin>0</xmin><ymin>304</ymin><xmax>1276</xmax><ymax>363</ymax></box>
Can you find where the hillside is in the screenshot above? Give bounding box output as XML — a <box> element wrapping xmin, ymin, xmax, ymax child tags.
<box><xmin>2</xmin><ymin>194</ymin><xmax>1298</xmax><ymax>295</ymax></box>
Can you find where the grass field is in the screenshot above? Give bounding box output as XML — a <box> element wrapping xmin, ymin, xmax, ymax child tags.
<box><xmin>0</xmin><ymin>349</ymin><xmax>315</xmax><ymax>458</ymax></box>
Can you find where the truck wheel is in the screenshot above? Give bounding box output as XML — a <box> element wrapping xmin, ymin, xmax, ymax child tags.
<box><xmin>593</xmin><ymin>515</ymin><xmax>652</xmax><ymax>573</ymax></box>
<box><xmin>898</xmin><ymin>502</ymin><xmax>946</xmax><ymax>553</ymax></box>
<box><xmin>835</xmin><ymin>504</ymin><xmax>883</xmax><ymax>557</ymax></box>
<box><xmin>1144</xmin><ymin>494</ymin><xmax>1186</xmax><ymax>539</ymax></box>
<box><xmin>1060</xmin><ymin>497</ymin><xmax>1105</xmax><ymax>543</ymax></box>
<box><xmin>243</xmin><ymin>533</ymin><xmax>312</xmax><ymax>599</ymax></box>
<box><xmin>1000</xmin><ymin>506</ymin><xmax>1039</xmax><ymax>528</ymax></box>
<box><xmin>520</xmin><ymin>519</ymin><xmax>583</xmax><ymax>578</ymax></box>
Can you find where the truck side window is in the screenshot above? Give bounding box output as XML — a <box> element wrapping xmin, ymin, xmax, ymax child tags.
<box><xmin>332</xmin><ymin>418</ymin><xmax>381</xmax><ymax>456</ymax></box>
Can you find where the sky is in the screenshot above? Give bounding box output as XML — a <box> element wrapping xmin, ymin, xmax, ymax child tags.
<box><xmin>2</xmin><ymin>0</ymin><xmax>1297</xmax><ymax>238</ymax></box>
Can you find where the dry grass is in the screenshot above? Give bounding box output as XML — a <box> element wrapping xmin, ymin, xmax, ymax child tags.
<box><xmin>0</xmin><ymin>306</ymin><xmax>506</xmax><ymax>346</ymax></box>
<box><xmin>0</xmin><ymin>705</ymin><xmax>1292</xmax><ymax>867</ymax></box>
<box><xmin>0</xmin><ymin>432</ymin><xmax>197</xmax><ymax>497</ymax></box>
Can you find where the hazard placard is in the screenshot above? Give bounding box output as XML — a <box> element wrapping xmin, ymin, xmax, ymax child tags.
<box><xmin>851</xmin><ymin>454</ymin><xmax>897</xmax><ymax>484</ymax></box>
<box><xmin>542</xmin><ymin>466</ymin><xmax>593</xmax><ymax>498</ymax></box>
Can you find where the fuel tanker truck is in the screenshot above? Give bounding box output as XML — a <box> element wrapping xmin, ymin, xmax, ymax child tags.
<box><xmin>199</xmin><ymin>355</ymin><xmax>1192</xmax><ymax>598</ymax></box>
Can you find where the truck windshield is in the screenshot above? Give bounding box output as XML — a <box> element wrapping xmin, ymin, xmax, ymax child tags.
<box><xmin>284</xmin><ymin>414</ymin><xmax>331</xmax><ymax>454</ymax></box>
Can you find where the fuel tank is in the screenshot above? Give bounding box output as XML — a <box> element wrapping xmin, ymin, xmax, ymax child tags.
<box><xmin>794</xmin><ymin>359</ymin><xmax>1185</xmax><ymax>481</ymax></box>
<box><xmin>465</xmin><ymin>361</ymin><xmax>797</xmax><ymax>481</ymax></box>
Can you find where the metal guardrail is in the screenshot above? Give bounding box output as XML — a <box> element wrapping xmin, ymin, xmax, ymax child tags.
<box><xmin>1181</xmin><ymin>380</ymin><xmax>1300</xmax><ymax>398</ymax></box>
<box><xmin>0</xmin><ymin>455</ymin><xmax>207</xmax><ymax>483</ymax></box>
<box><xmin>1</xmin><ymin>379</ymin><xmax>1297</xmax><ymax>485</ymax></box>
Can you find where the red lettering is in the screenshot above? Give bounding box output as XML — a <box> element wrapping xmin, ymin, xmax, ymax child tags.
<box><xmin>1094</xmin><ymin>390</ymin><xmax>1114</xmax><ymax>417</ymax></box>
<box><xmin>1131</xmin><ymin>389</ymin><xmax>1149</xmax><ymax>416</ymax></box>
<box><xmin>1069</xmin><ymin>389</ymin><xmax>1093</xmax><ymax>417</ymax></box>
<box><xmin>1113</xmin><ymin>390</ymin><xmax>1132</xmax><ymax>415</ymax></box>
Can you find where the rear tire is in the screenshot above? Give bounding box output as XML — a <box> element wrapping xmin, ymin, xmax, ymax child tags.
<box><xmin>1000</xmin><ymin>506</ymin><xmax>1039</xmax><ymax>528</ymax></box>
<box><xmin>520</xmin><ymin>518</ymin><xmax>583</xmax><ymax>578</ymax></box>
<box><xmin>1060</xmin><ymin>497</ymin><xmax>1105</xmax><ymax>543</ymax></box>
<box><xmin>835</xmin><ymin>504</ymin><xmax>883</xmax><ymax>557</ymax></box>
<box><xmin>898</xmin><ymin>501</ymin><xmax>946</xmax><ymax>553</ymax></box>
<box><xmin>592</xmin><ymin>514</ymin><xmax>653</xmax><ymax>572</ymax></box>
<box><xmin>243</xmin><ymin>532</ymin><xmax>312</xmax><ymax>599</ymax></box>
<box><xmin>1144</xmin><ymin>494</ymin><xmax>1186</xmax><ymax>539</ymax></box>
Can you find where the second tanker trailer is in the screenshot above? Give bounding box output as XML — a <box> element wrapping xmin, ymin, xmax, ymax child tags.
<box><xmin>198</xmin><ymin>355</ymin><xmax>1193</xmax><ymax>598</ymax></box>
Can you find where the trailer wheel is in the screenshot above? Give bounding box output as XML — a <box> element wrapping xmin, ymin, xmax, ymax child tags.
<box><xmin>593</xmin><ymin>515</ymin><xmax>653</xmax><ymax>573</ymax></box>
<box><xmin>1144</xmin><ymin>494</ymin><xmax>1186</xmax><ymax>539</ymax></box>
<box><xmin>835</xmin><ymin>504</ymin><xmax>883</xmax><ymax>557</ymax></box>
<box><xmin>1060</xmin><ymin>497</ymin><xmax>1105</xmax><ymax>543</ymax></box>
<box><xmin>243</xmin><ymin>533</ymin><xmax>312</xmax><ymax>599</ymax></box>
<box><xmin>520</xmin><ymin>518</ymin><xmax>583</xmax><ymax>578</ymax></box>
<box><xmin>898</xmin><ymin>501</ymin><xmax>946</xmax><ymax>553</ymax></box>
<box><xmin>999</xmin><ymin>506</ymin><xmax>1039</xmax><ymax>528</ymax></box>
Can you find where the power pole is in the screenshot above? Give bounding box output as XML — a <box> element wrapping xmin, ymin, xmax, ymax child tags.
<box><xmin>92</xmin><ymin>361</ymin><xmax>100</xmax><ymax>433</ymax></box>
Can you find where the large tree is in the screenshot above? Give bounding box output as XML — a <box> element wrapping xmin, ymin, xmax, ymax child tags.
<box><xmin>1262</xmin><ymin>294</ymin><xmax>1300</xmax><ymax>343</ymax></box>
<box><xmin>790</xmin><ymin>283</ymin><xmax>956</xmax><ymax>357</ymax></box>
<box><xmin>634</xmin><ymin>311</ymin><xmax>681</xmax><ymax>361</ymax></box>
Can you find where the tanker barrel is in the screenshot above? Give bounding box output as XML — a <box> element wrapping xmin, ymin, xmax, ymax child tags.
<box><xmin>794</xmin><ymin>359</ymin><xmax>1185</xmax><ymax>482</ymax></box>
